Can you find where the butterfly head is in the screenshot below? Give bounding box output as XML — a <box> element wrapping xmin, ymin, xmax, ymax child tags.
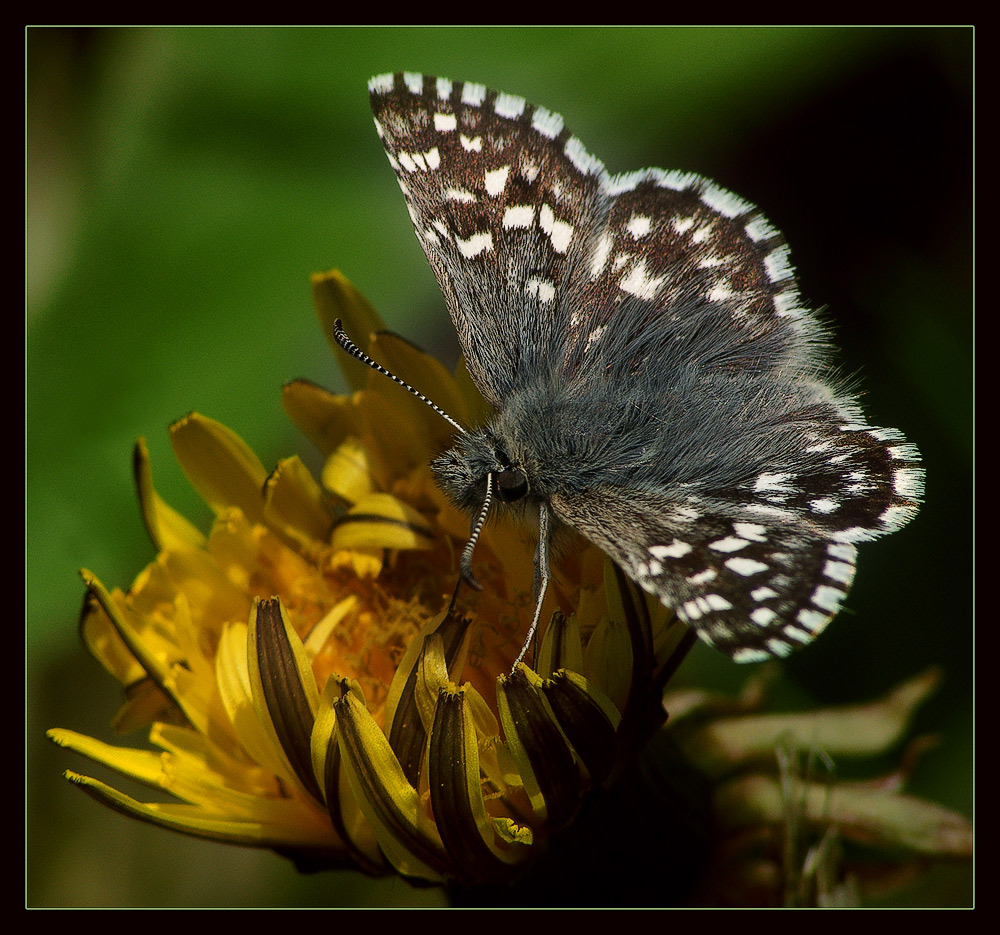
<box><xmin>430</xmin><ymin>427</ymin><xmax>533</xmax><ymax>594</ymax></box>
<box><xmin>431</xmin><ymin>429</ymin><xmax>530</xmax><ymax>515</ymax></box>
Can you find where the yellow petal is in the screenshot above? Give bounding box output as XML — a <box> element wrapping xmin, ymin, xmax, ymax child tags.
<box><xmin>59</xmin><ymin>770</ymin><xmax>337</xmax><ymax>850</ymax></box>
<box><xmin>133</xmin><ymin>437</ymin><xmax>206</xmax><ymax>552</ymax></box>
<box><xmin>247</xmin><ymin>598</ymin><xmax>323</xmax><ymax>803</ymax></box>
<box><xmin>169</xmin><ymin>413</ymin><xmax>267</xmax><ymax>524</ymax></box>
<box><xmin>311</xmin><ymin>677</ymin><xmax>387</xmax><ymax>873</ymax></box>
<box><xmin>330</xmin><ymin>492</ymin><xmax>435</xmax><ymax>552</ymax></box>
<box><xmin>80</xmin><ymin>570</ymin><xmax>209</xmax><ymax>734</ymax></box>
<box><xmin>355</xmin><ymin>387</ymin><xmax>437</xmax><ymax>478</ymax></box>
<box><xmin>216</xmin><ymin>620</ymin><xmax>304</xmax><ymax>789</ymax></box>
<box><xmin>262</xmin><ymin>455</ymin><xmax>335</xmax><ymax>548</ymax></box>
<box><xmin>320</xmin><ymin>436</ymin><xmax>380</xmax><ymax>505</ymax></box>
<box><xmin>281</xmin><ymin>378</ymin><xmax>361</xmax><ymax>457</ymax></box>
<box><xmin>311</xmin><ymin>270</ymin><xmax>386</xmax><ymax>391</ymax></box>
<box><xmin>78</xmin><ymin>586</ymin><xmax>148</xmax><ymax>690</ymax></box>
<box><xmin>384</xmin><ymin>610</ymin><xmax>471</xmax><ymax>788</ymax></box>
<box><xmin>367</xmin><ymin>331</ymin><xmax>472</xmax><ymax>440</ymax></box>
<box><xmin>582</xmin><ymin>613</ymin><xmax>632</xmax><ymax>713</ymax></box>
<box><xmin>536</xmin><ymin>610</ymin><xmax>585</xmax><ymax>678</ymax></box>
<box><xmin>497</xmin><ymin>666</ymin><xmax>581</xmax><ymax>826</ymax></box>
<box><xmin>428</xmin><ymin>687</ymin><xmax>529</xmax><ymax>882</ymax></box>
<box><xmin>540</xmin><ymin>669</ymin><xmax>621</xmax><ymax>784</ymax></box>
<box><xmin>334</xmin><ymin>688</ymin><xmax>449</xmax><ymax>881</ymax></box>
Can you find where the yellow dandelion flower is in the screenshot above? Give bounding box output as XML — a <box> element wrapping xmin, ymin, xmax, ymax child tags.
<box><xmin>48</xmin><ymin>271</ymin><xmax>689</xmax><ymax>888</ymax></box>
<box><xmin>49</xmin><ymin>272</ymin><xmax>970</xmax><ymax>904</ymax></box>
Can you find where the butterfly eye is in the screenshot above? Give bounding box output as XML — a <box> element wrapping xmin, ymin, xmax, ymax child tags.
<box><xmin>495</xmin><ymin>468</ymin><xmax>528</xmax><ymax>502</ymax></box>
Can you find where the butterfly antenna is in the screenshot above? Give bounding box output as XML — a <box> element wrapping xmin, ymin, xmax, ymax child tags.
<box><xmin>333</xmin><ymin>319</ymin><xmax>467</xmax><ymax>436</ymax></box>
<box><xmin>458</xmin><ymin>471</ymin><xmax>494</xmax><ymax>592</ymax></box>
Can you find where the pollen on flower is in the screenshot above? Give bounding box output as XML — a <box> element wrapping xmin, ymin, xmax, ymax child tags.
<box><xmin>309</xmin><ymin>590</ymin><xmax>431</xmax><ymax>725</ymax></box>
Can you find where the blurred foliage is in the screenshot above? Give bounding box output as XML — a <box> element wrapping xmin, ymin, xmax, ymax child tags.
<box><xmin>27</xmin><ymin>27</ymin><xmax>971</xmax><ymax>907</ymax></box>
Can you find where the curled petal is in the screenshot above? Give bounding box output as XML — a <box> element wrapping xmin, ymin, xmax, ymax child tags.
<box><xmin>281</xmin><ymin>379</ymin><xmax>362</xmax><ymax>459</ymax></box>
<box><xmin>498</xmin><ymin>666</ymin><xmax>582</xmax><ymax>829</ymax></box>
<box><xmin>248</xmin><ymin>598</ymin><xmax>323</xmax><ymax>803</ymax></box>
<box><xmin>429</xmin><ymin>687</ymin><xmax>529</xmax><ymax>883</ymax></box>
<box><xmin>334</xmin><ymin>688</ymin><xmax>449</xmax><ymax>881</ymax></box>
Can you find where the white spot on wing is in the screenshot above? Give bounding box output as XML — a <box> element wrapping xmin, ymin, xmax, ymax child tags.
<box><xmin>485</xmin><ymin>165</ymin><xmax>510</xmax><ymax>197</ymax></box>
<box><xmin>434</xmin><ymin>112</ymin><xmax>457</xmax><ymax>132</ymax></box>
<box><xmin>590</xmin><ymin>233</ymin><xmax>612</xmax><ymax>277</ymax></box>
<box><xmin>460</xmin><ymin>135</ymin><xmax>482</xmax><ymax>152</ymax></box>
<box><xmin>827</xmin><ymin>542</ymin><xmax>857</xmax><ymax>563</ymax></box>
<box><xmin>725</xmin><ymin>557</ymin><xmax>769</xmax><ymax>577</ymax></box>
<box><xmin>626</xmin><ymin>215</ymin><xmax>652</xmax><ymax>238</ymax></box>
<box><xmin>766</xmin><ymin>638</ymin><xmax>792</xmax><ymax>657</ymax></box>
<box><xmin>495</xmin><ymin>92</ymin><xmax>526</xmax><ymax>118</ymax></box>
<box><xmin>691</xmin><ymin>223</ymin><xmax>715</xmax><ymax>245</ymax></box>
<box><xmin>783</xmin><ymin>626</ymin><xmax>814</xmax><ymax>643</ymax></box>
<box><xmin>619</xmin><ymin>260</ymin><xmax>665</xmax><ymax>301</ymax></box>
<box><xmin>539</xmin><ymin>204</ymin><xmax>574</xmax><ymax>253</ymax></box>
<box><xmin>751</xmin><ymin>607</ymin><xmax>777</xmax><ymax>626</ymax></box>
<box><xmin>503</xmin><ymin>205</ymin><xmax>535</xmax><ymax>229</ymax></box>
<box><xmin>584</xmin><ymin>325</ymin><xmax>606</xmax><ymax>351</ymax></box>
<box><xmin>705</xmin><ymin>594</ymin><xmax>733</xmax><ymax>611</ymax></box>
<box><xmin>809</xmin><ymin>498</ymin><xmax>839</xmax><ymax>514</ymax></box>
<box><xmin>455</xmin><ymin>231</ymin><xmax>493</xmax><ymax>258</ymax></box>
<box><xmin>812</xmin><ymin>584</ymin><xmax>846</xmax><ymax>614</ymax></box>
<box><xmin>754</xmin><ymin>473</ymin><xmax>795</xmax><ymax>492</ymax></box>
<box><xmin>531</xmin><ymin>106</ymin><xmax>564</xmax><ymax>139</ymax></box>
<box><xmin>461</xmin><ymin>82</ymin><xmax>486</xmax><ymax>106</ymax></box>
<box><xmin>822</xmin><ymin>559</ymin><xmax>855</xmax><ymax>585</ymax></box>
<box><xmin>798</xmin><ymin>608</ymin><xmax>830</xmax><ymax>632</ymax></box>
<box><xmin>650</xmin><ymin>540</ymin><xmax>692</xmax><ymax>559</ymax></box>
<box><xmin>525</xmin><ymin>277</ymin><xmax>556</xmax><ymax>305</ymax></box>
<box><xmin>709</xmin><ymin>536</ymin><xmax>749</xmax><ymax>553</ymax></box>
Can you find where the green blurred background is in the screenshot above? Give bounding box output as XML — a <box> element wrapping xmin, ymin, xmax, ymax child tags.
<box><xmin>27</xmin><ymin>27</ymin><xmax>971</xmax><ymax>907</ymax></box>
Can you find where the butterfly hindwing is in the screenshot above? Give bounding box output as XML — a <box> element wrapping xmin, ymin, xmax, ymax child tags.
<box><xmin>549</xmin><ymin>484</ymin><xmax>859</xmax><ymax>661</ymax></box>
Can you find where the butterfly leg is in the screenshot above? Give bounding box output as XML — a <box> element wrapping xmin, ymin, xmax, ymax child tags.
<box><xmin>512</xmin><ymin>502</ymin><xmax>552</xmax><ymax>672</ymax></box>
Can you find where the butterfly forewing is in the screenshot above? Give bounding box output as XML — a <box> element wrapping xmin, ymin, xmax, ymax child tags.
<box><xmin>370</xmin><ymin>72</ymin><xmax>606</xmax><ymax>404</ymax></box>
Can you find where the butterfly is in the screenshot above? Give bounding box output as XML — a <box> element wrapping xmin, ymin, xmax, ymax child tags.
<box><xmin>337</xmin><ymin>72</ymin><xmax>923</xmax><ymax>666</ymax></box>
